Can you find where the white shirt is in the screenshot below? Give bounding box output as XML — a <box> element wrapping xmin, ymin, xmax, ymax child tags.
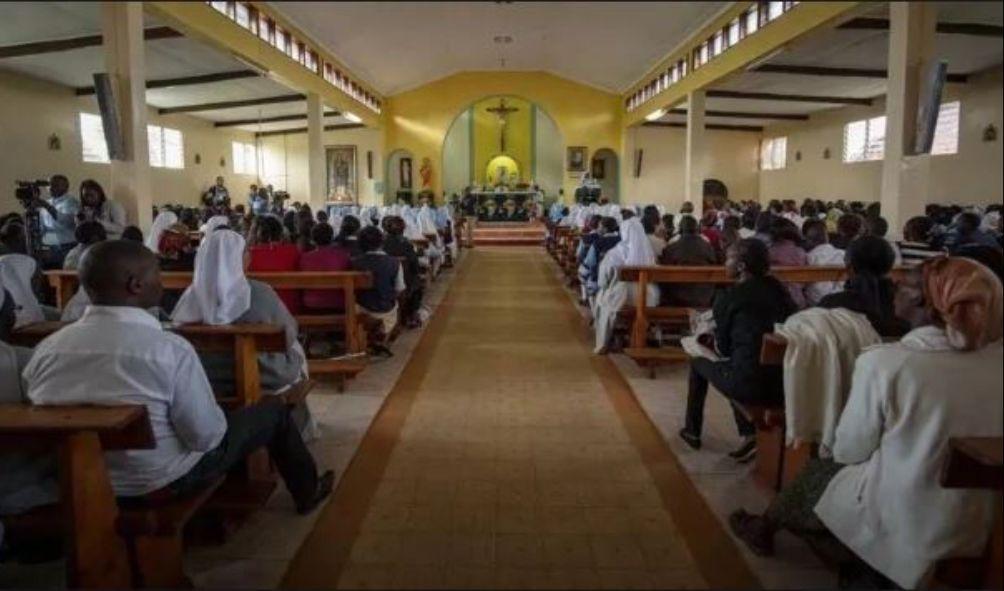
<box><xmin>804</xmin><ymin>243</ymin><xmax>845</xmax><ymax>305</ymax></box>
<box><xmin>815</xmin><ymin>327</ymin><xmax>1003</xmax><ymax>588</ymax></box>
<box><xmin>24</xmin><ymin>306</ymin><xmax>226</xmax><ymax>496</ymax></box>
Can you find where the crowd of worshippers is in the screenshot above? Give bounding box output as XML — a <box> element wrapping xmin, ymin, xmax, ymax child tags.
<box><xmin>549</xmin><ymin>198</ymin><xmax>1002</xmax><ymax>588</ymax></box>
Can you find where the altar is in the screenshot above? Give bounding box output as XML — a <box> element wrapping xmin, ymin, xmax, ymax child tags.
<box><xmin>473</xmin><ymin>190</ymin><xmax>540</xmax><ymax>222</ymax></box>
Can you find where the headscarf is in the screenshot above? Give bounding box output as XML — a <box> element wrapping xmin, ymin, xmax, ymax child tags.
<box><xmin>608</xmin><ymin>218</ymin><xmax>656</xmax><ymax>268</ymax></box>
<box><xmin>199</xmin><ymin>215</ymin><xmax>231</xmax><ymax>244</ymax></box>
<box><xmin>0</xmin><ymin>254</ymin><xmax>44</xmax><ymax>328</ymax></box>
<box><xmin>146</xmin><ymin>211</ymin><xmax>178</xmax><ymax>253</ymax></box>
<box><xmin>417</xmin><ymin>205</ymin><xmax>438</xmax><ymax>236</ymax></box>
<box><xmin>171</xmin><ymin>229</ymin><xmax>251</xmax><ymax>325</ymax></box>
<box><xmin>922</xmin><ymin>256</ymin><xmax>1003</xmax><ymax>351</ymax></box>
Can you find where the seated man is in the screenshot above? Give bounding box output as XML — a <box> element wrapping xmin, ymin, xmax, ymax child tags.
<box><xmin>298</xmin><ymin>222</ymin><xmax>351</xmax><ymax>313</ymax></box>
<box><xmin>381</xmin><ymin>215</ymin><xmax>424</xmax><ymax>328</ymax></box>
<box><xmin>730</xmin><ymin>257</ymin><xmax>1003</xmax><ymax>589</ymax></box>
<box><xmin>24</xmin><ymin>240</ymin><xmax>333</xmax><ymax>512</ymax></box>
<box><xmin>351</xmin><ymin>226</ymin><xmax>406</xmax><ymax>353</ymax></box>
<box><xmin>659</xmin><ymin>215</ymin><xmax>717</xmax><ymax>307</ymax></box>
<box><xmin>62</xmin><ymin>220</ymin><xmax>107</xmax><ymax>271</ymax></box>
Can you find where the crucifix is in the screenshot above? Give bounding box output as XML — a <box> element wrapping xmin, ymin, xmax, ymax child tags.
<box><xmin>486</xmin><ymin>98</ymin><xmax>519</xmax><ymax>153</ymax></box>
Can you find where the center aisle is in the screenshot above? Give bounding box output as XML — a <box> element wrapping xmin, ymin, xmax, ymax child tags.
<box><xmin>283</xmin><ymin>247</ymin><xmax>757</xmax><ymax>589</ymax></box>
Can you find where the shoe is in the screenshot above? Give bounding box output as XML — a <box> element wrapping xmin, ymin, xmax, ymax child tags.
<box><xmin>730</xmin><ymin>437</ymin><xmax>757</xmax><ymax>464</ymax></box>
<box><xmin>678</xmin><ymin>428</ymin><xmax>701</xmax><ymax>450</ymax></box>
<box><xmin>728</xmin><ymin>510</ymin><xmax>775</xmax><ymax>556</ymax></box>
<box><xmin>296</xmin><ymin>470</ymin><xmax>335</xmax><ymax>515</ymax></box>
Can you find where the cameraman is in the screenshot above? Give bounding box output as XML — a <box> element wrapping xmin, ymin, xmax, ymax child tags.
<box><xmin>35</xmin><ymin>175</ymin><xmax>80</xmax><ymax>269</ymax></box>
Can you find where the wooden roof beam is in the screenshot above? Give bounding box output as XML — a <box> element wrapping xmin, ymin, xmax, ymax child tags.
<box><xmin>666</xmin><ymin>108</ymin><xmax>809</xmax><ymax>121</ymax></box>
<box><xmin>706</xmin><ymin>89</ymin><xmax>872</xmax><ymax>106</ymax></box>
<box><xmin>838</xmin><ymin>17</ymin><xmax>1004</xmax><ymax>37</ymax></box>
<box><xmin>158</xmin><ymin>93</ymin><xmax>305</xmax><ymax>115</ymax></box>
<box><xmin>213</xmin><ymin>111</ymin><xmax>341</xmax><ymax>128</ymax></box>
<box><xmin>752</xmin><ymin>63</ymin><xmax>968</xmax><ymax>83</ymax></box>
<box><xmin>0</xmin><ymin>26</ymin><xmax>180</xmax><ymax>59</ymax></box>
<box><xmin>75</xmin><ymin>69</ymin><xmax>261</xmax><ymax>96</ymax></box>
<box><xmin>254</xmin><ymin>123</ymin><xmax>365</xmax><ymax>138</ymax></box>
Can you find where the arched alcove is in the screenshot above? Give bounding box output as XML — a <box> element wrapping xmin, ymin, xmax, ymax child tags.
<box><xmin>385</xmin><ymin>148</ymin><xmax>415</xmax><ymax>205</ymax></box>
<box><xmin>590</xmin><ymin>148</ymin><xmax>619</xmax><ymax>203</ymax></box>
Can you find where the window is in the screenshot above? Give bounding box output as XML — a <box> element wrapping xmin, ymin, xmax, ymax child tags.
<box><xmin>713</xmin><ymin>31</ymin><xmax>725</xmax><ymax>56</ymax></box>
<box><xmin>843</xmin><ymin>116</ymin><xmax>886</xmax><ymax>162</ymax></box>
<box><xmin>744</xmin><ymin>5</ymin><xmax>760</xmax><ymax>35</ymax></box>
<box><xmin>728</xmin><ymin>17</ymin><xmax>742</xmax><ymax>46</ymax></box>
<box><xmin>234</xmin><ymin>2</ymin><xmax>250</xmax><ymax>28</ymax></box>
<box><xmin>760</xmin><ymin>136</ymin><xmax>787</xmax><ymax>170</ymax></box>
<box><xmin>931</xmin><ymin>100</ymin><xmax>960</xmax><ymax>155</ymax></box>
<box><xmin>80</xmin><ymin>113</ymin><xmax>109</xmax><ymax>163</ymax></box>
<box><xmin>767</xmin><ymin>1</ymin><xmax>785</xmax><ymax>21</ymax></box>
<box><xmin>232</xmin><ymin>141</ymin><xmax>257</xmax><ymax>175</ymax></box>
<box><xmin>148</xmin><ymin>125</ymin><xmax>184</xmax><ymax>169</ymax></box>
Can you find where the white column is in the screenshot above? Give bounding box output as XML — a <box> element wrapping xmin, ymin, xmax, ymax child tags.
<box><xmin>102</xmin><ymin>3</ymin><xmax>151</xmax><ymax>231</ymax></box>
<box><xmin>880</xmin><ymin>2</ymin><xmax>937</xmax><ymax>237</ymax></box>
<box><xmin>306</xmin><ymin>92</ymin><xmax>327</xmax><ymax>210</ymax></box>
<box><xmin>684</xmin><ymin>90</ymin><xmax>706</xmax><ymax>217</ymax></box>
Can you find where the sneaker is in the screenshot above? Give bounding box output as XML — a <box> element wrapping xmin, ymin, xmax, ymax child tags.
<box><xmin>678</xmin><ymin>428</ymin><xmax>702</xmax><ymax>450</ymax></box>
<box><xmin>730</xmin><ymin>437</ymin><xmax>757</xmax><ymax>463</ymax></box>
<box><xmin>296</xmin><ymin>470</ymin><xmax>336</xmax><ymax>515</ymax></box>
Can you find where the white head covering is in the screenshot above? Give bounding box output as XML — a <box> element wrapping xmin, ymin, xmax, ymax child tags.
<box><xmin>417</xmin><ymin>205</ymin><xmax>438</xmax><ymax>235</ymax></box>
<box><xmin>171</xmin><ymin>230</ymin><xmax>251</xmax><ymax>325</ymax></box>
<box><xmin>401</xmin><ymin>210</ymin><xmax>424</xmax><ymax>241</ymax></box>
<box><xmin>199</xmin><ymin>215</ymin><xmax>231</xmax><ymax>244</ymax></box>
<box><xmin>611</xmin><ymin>218</ymin><xmax>656</xmax><ymax>267</ymax></box>
<box><xmin>146</xmin><ymin>211</ymin><xmax>178</xmax><ymax>253</ymax></box>
<box><xmin>0</xmin><ymin>254</ymin><xmax>45</xmax><ymax>328</ymax></box>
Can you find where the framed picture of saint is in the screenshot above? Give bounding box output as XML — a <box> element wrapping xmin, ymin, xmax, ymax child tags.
<box><xmin>326</xmin><ymin>145</ymin><xmax>357</xmax><ymax>201</ymax></box>
<box><xmin>567</xmin><ymin>146</ymin><xmax>587</xmax><ymax>172</ymax></box>
<box><xmin>400</xmin><ymin>157</ymin><xmax>413</xmax><ymax>189</ymax></box>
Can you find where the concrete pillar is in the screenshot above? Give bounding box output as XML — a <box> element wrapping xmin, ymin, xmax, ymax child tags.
<box><xmin>101</xmin><ymin>3</ymin><xmax>151</xmax><ymax>231</ymax></box>
<box><xmin>684</xmin><ymin>90</ymin><xmax>706</xmax><ymax>217</ymax></box>
<box><xmin>306</xmin><ymin>92</ymin><xmax>327</xmax><ymax>210</ymax></box>
<box><xmin>880</xmin><ymin>2</ymin><xmax>937</xmax><ymax>237</ymax></box>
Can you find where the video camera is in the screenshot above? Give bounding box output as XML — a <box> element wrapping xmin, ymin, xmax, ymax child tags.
<box><xmin>14</xmin><ymin>179</ymin><xmax>49</xmax><ymax>208</ymax></box>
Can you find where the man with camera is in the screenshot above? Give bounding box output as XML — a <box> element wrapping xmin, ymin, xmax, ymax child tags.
<box><xmin>35</xmin><ymin>175</ymin><xmax>80</xmax><ymax>269</ymax></box>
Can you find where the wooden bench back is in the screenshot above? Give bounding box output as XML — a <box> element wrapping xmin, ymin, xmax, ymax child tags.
<box><xmin>0</xmin><ymin>403</ymin><xmax>153</xmax><ymax>588</ymax></box>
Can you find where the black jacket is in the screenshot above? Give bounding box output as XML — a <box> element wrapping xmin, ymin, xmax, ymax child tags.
<box><xmin>383</xmin><ymin>234</ymin><xmax>420</xmax><ymax>289</ymax></box>
<box><xmin>712</xmin><ymin>275</ymin><xmax>796</xmax><ymax>385</ymax></box>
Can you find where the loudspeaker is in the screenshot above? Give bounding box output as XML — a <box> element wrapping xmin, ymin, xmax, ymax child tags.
<box><xmin>914</xmin><ymin>60</ymin><xmax>947</xmax><ymax>155</ymax></box>
<box><xmin>633</xmin><ymin>148</ymin><xmax>644</xmax><ymax>178</ymax></box>
<box><xmin>93</xmin><ymin>73</ymin><xmax>125</xmax><ymax>161</ymax></box>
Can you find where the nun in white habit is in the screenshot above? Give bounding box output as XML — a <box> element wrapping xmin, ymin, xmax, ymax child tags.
<box><xmin>171</xmin><ymin>230</ymin><xmax>315</xmax><ymax>437</ymax></box>
<box><xmin>591</xmin><ymin>218</ymin><xmax>659</xmax><ymax>354</ymax></box>
<box><xmin>0</xmin><ymin>254</ymin><xmax>47</xmax><ymax>328</ymax></box>
<box><xmin>417</xmin><ymin>204</ymin><xmax>444</xmax><ymax>276</ymax></box>
<box><xmin>146</xmin><ymin>210</ymin><xmax>178</xmax><ymax>254</ymax></box>
<box><xmin>198</xmin><ymin>215</ymin><xmax>231</xmax><ymax>244</ymax></box>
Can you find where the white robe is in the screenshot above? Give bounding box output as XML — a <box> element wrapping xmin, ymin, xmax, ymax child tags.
<box><xmin>804</xmin><ymin>243</ymin><xmax>845</xmax><ymax>305</ymax></box>
<box><xmin>815</xmin><ymin>326</ymin><xmax>1004</xmax><ymax>588</ymax></box>
<box><xmin>592</xmin><ymin>219</ymin><xmax>659</xmax><ymax>353</ymax></box>
<box><xmin>0</xmin><ymin>254</ymin><xmax>44</xmax><ymax>328</ymax></box>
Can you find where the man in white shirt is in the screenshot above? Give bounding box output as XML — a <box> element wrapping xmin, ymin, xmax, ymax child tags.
<box><xmin>23</xmin><ymin>240</ymin><xmax>333</xmax><ymax>513</ymax></box>
<box><xmin>802</xmin><ymin>219</ymin><xmax>845</xmax><ymax>305</ymax></box>
<box><xmin>35</xmin><ymin>174</ymin><xmax>80</xmax><ymax>268</ymax></box>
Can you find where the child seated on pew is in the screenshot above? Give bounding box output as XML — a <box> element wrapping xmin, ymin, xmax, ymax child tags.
<box><xmin>23</xmin><ymin>240</ymin><xmax>333</xmax><ymax>513</ymax></box>
<box><xmin>729</xmin><ymin>257</ymin><xmax>1003</xmax><ymax>589</ymax></box>
<box><xmin>351</xmin><ymin>226</ymin><xmax>406</xmax><ymax>356</ymax></box>
<box><xmin>248</xmin><ymin>216</ymin><xmax>301</xmax><ymax>315</ymax></box>
<box><xmin>298</xmin><ymin>221</ymin><xmax>352</xmax><ymax>313</ymax></box>
<box><xmin>381</xmin><ymin>215</ymin><xmax>425</xmax><ymax>329</ymax></box>
<box><xmin>171</xmin><ymin>230</ymin><xmax>313</xmax><ymax>435</ymax></box>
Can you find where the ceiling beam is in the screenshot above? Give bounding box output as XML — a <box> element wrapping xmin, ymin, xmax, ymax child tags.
<box><xmin>158</xmin><ymin>93</ymin><xmax>305</xmax><ymax>115</ymax></box>
<box><xmin>75</xmin><ymin>69</ymin><xmax>261</xmax><ymax>96</ymax></box>
<box><xmin>254</xmin><ymin>123</ymin><xmax>365</xmax><ymax>138</ymax></box>
<box><xmin>0</xmin><ymin>26</ymin><xmax>180</xmax><ymax>59</ymax></box>
<box><xmin>752</xmin><ymin>63</ymin><xmax>969</xmax><ymax>83</ymax></box>
<box><xmin>666</xmin><ymin>108</ymin><xmax>809</xmax><ymax>121</ymax></box>
<box><xmin>838</xmin><ymin>17</ymin><xmax>1004</xmax><ymax>37</ymax></box>
<box><xmin>706</xmin><ymin>89</ymin><xmax>872</xmax><ymax>106</ymax></box>
<box><xmin>643</xmin><ymin>122</ymin><xmax>763</xmax><ymax>133</ymax></box>
<box><xmin>214</xmin><ymin>111</ymin><xmax>342</xmax><ymax>128</ymax></box>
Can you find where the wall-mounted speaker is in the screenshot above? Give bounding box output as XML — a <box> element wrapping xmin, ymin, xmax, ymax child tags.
<box><xmin>93</xmin><ymin>73</ymin><xmax>125</xmax><ymax>161</ymax></box>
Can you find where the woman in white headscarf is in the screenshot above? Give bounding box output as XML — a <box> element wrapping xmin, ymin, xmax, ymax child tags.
<box><xmin>171</xmin><ymin>230</ymin><xmax>314</xmax><ymax>434</ymax></box>
<box><xmin>0</xmin><ymin>254</ymin><xmax>46</xmax><ymax>328</ymax></box>
<box><xmin>198</xmin><ymin>215</ymin><xmax>231</xmax><ymax>244</ymax></box>
<box><xmin>417</xmin><ymin>204</ymin><xmax>444</xmax><ymax>277</ymax></box>
<box><xmin>591</xmin><ymin>218</ymin><xmax>660</xmax><ymax>354</ymax></box>
<box><xmin>146</xmin><ymin>210</ymin><xmax>178</xmax><ymax>254</ymax></box>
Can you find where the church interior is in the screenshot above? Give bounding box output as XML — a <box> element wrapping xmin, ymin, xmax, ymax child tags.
<box><xmin>0</xmin><ymin>2</ymin><xmax>1002</xmax><ymax>590</ymax></box>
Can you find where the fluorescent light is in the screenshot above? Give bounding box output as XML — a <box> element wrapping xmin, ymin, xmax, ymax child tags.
<box><xmin>645</xmin><ymin>108</ymin><xmax>666</xmax><ymax>122</ymax></box>
<box><xmin>343</xmin><ymin>111</ymin><xmax>362</xmax><ymax>123</ymax></box>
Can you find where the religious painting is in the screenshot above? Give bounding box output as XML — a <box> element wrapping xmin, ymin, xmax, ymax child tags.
<box><xmin>591</xmin><ymin>158</ymin><xmax>605</xmax><ymax>180</ymax></box>
<box><xmin>567</xmin><ymin>146</ymin><xmax>587</xmax><ymax>172</ymax></box>
<box><xmin>326</xmin><ymin>145</ymin><xmax>357</xmax><ymax>201</ymax></box>
<box><xmin>400</xmin><ymin>157</ymin><xmax>413</xmax><ymax>189</ymax></box>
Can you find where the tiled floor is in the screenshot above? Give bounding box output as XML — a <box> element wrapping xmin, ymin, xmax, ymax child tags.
<box><xmin>286</xmin><ymin>248</ymin><xmax>721</xmax><ymax>589</ymax></box>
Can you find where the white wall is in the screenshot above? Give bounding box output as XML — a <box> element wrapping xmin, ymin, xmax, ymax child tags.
<box><xmin>621</xmin><ymin>125</ymin><xmax>761</xmax><ymax>208</ymax></box>
<box><xmin>441</xmin><ymin>109</ymin><xmax>471</xmax><ymax>198</ymax></box>
<box><xmin>759</xmin><ymin>68</ymin><xmax>1003</xmax><ymax>206</ymax></box>
<box><xmin>534</xmin><ymin>106</ymin><xmax>564</xmax><ymax>202</ymax></box>
<box><xmin>258</xmin><ymin>125</ymin><xmax>384</xmax><ymax>206</ymax></box>
<box><xmin>0</xmin><ymin>68</ymin><xmax>259</xmax><ymax>217</ymax></box>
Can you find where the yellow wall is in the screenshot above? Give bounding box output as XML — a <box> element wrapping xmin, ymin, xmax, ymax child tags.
<box><xmin>759</xmin><ymin>68</ymin><xmax>1003</xmax><ymax>207</ymax></box>
<box><xmin>472</xmin><ymin>96</ymin><xmax>532</xmax><ymax>185</ymax></box>
<box><xmin>0</xmin><ymin>68</ymin><xmax>258</xmax><ymax>217</ymax></box>
<box><xmin>384</xmin><ymin>71</ymin><xmax>622</xmax><ymax>203</ymax></box>
<box><xmin>621</xmin><ymin>125</ymin><xmax>761</xmax><ymax>207</ymax></box>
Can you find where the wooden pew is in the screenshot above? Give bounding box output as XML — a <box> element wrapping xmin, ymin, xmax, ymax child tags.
<box><xmin>936</xmin><ymin>437</ymin><xmax>1004</xmax><ymax>589</ymax></box>
<box><xmin>44</xmin><ymin>270</ymin><xmax>373</xmax><ymax>386</ymax></box>
<box><xmin>617</xmin><ymin>265</ymin><xmax>909</xmax><ymax>368</ymax></box>
<box><xmin>0</xmin><ymin>404</ymin><xmax>154</xmax><ymax>588</ymax></box>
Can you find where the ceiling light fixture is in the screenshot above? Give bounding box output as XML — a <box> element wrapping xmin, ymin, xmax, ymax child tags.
<box><xmin>343</xmin><ymin>111</ymin><xmax>362</xmax><ymax>123</ymax></box>
<box><xmin>645</xmin><ymin>108</ymin><xmax>667</xmax><ymax>122</ymax></box>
